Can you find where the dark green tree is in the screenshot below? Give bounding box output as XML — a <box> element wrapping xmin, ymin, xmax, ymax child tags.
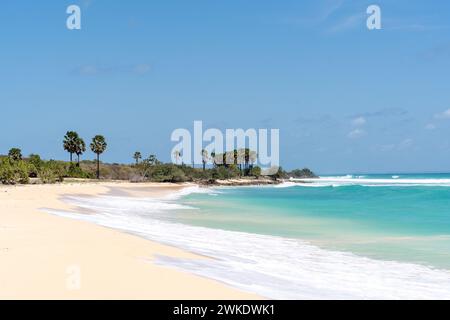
<box><xmin>133</xmin><ymin>151</ymin><xmax>142</xmax><ymax>165</ymax></box>
<box><xmin>148</xmin><ymin>154</ymin><xmax>157</xmax><ymax>165</ymax></box>
<box><xmin>201</xmin><ymin>149</ymin><xmax>208</xmax><ymax>171</ymax></box>
<box><xmin>63</xmin><ymin>131</ymin><xmax>79</xmax><ymax>163</ymax></box>
<box><xmin>210</xmin><ymin>151</ymin><xmax>216</xmax><ymax>167</ymax></box>
<box><xmin>90</xmin><ymin>135</ymin><xmax>107</xmax><ymax>179</ymax></box>
<box><xmin>75</xmin><ymin>137</ymin><xmax>86</xmax><ymax>165</ymax></box>
<box><xmin>244</xmin><ymin>148</ymin><xmax>250</xmax><ymax>170</ymax></box>
<box><xmin>8</xmin><ymin>148</ymin><xmax>22</xmax><ymax>162</ymax></box>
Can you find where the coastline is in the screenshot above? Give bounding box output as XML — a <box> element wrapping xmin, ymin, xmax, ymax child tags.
<box><xmin>0</xmin><ymin>181</ymin><xmax>261</xmax><ymax>299</ymax></box>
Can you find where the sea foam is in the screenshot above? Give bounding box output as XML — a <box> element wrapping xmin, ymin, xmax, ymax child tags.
<box><xmin>44</xmin><ymin>193</ymin><xmax>450</xmax><ymax>300</ymax></box>
<box><xmin>287</xmin><ymin>176</ymin><xmax>450</xmax><ymax>188</ymax></box>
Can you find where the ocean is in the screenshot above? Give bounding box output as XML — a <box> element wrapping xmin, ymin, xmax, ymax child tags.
<box><xmin>48</xmin><ymin>174</ymin><xmax>450</xmax><ymax>299</ymax></box>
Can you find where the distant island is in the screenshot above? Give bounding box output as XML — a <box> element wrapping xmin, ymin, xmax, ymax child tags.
<box><xmin>0</xmin><ymin>131</ymin><xmax>316</xmax><ymax>186</ymax></box>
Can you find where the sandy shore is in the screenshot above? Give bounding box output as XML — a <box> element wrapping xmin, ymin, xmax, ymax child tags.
<box><xmin>0</xmin><ymin>182</ymin><xmax>260</xmax><ymax>299</ymax></box>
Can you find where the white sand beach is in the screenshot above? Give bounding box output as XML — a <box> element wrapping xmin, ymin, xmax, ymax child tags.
<box><xmin>0</xmin><ymin>182</ymin><xmax>260</xmax><ymax>299</ymax></box>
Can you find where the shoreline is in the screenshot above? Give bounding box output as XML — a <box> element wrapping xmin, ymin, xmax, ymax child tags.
<box><xmin>0</xmin><ymin>182</ymin><xmax>261</xmax><ymax>299</ymax></box>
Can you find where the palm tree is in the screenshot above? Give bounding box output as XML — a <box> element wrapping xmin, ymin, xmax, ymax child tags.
<box><xmin>173</xmin><ymin>150</ymin><xmax>181</xmax><ymax>165</ymax></box>
<box><xmin>148</xmin><ymin>154</ymin><xmax>157</xmax><ymax>165</ymax></box>
<box><xmin>63</xmin><ymin>131</ymin><xmax>79</xmax><ymax>163</ymax></box>
<box><xmin>249</xmin><ymin>150</ymin><xmax>257</xmax><ymax>169</ymax></box>
<box><xmin>223</xmin><ymin>152</ymin><xmax>228</xmax><ymax>167</ymax></box>
<box><xmin>211</xmin><ymin>151</ymin><xmax>216</xmax><ymax>167</ymax></box>
<box><xmin>237</xmin><ymin>149</ymin><xmax>246</xmax><ymax>173</ymax></box>
<box><xmin>201</xmin><ymin>149</ymin><xmax>208</xmax><ymax>171</ymax></box>
<box><xmin>8</xmin><ymin>148</ymin><xmax>22</xmax><ymax>162</ymax></box>
<box><xmin>75</xmin><ymin>137</ymin><xmax>86</xmax><ymax>165</ymax></box>
<box><xmin>133</xmin><ymin>151</ymin><xmax>142</xmax><ymax>165</ymax></box>
<box><xmin>244</xmin><ymin>148</ymin><xmax>250</xmax><ymax>170</ymax></box>
<box><xmin>90</xmin><ymin>135</ymin><xmax>107</xmax><ymax>179</ymax></box>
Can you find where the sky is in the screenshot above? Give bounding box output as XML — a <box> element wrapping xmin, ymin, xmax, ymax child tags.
<box><xmin>1</xmin><ymin>0</ymin><xmax>450</xmax><ymax>174</ymax></box>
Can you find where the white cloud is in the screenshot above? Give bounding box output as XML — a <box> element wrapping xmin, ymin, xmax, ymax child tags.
<box><xmin>348</xmin><ymin>129</ymin><xmax>366</xmax><ymax>139</ymax></box>
<box><xmin>78</xmin><ymin>65</ymin><xmax>99</xmax><ymax>75</ymax></box>
<box><xmin>82</xmin><ymin>0</ymin><xmax>94</xmax><ymax>8</ymax></box>
<box><xmin>434</xmin><ymin>109</ymin><xmax>450</xmax><ymax>119</ymax></box>
<box><xmin>279</xmin><ymin>0</ymin><xmax>344</xmax><ymax>27</ymax></box>
<box><xmin>73</xmin><ymin>63</ymin><xmax>151</xmax><ymax>76</ymax></box>
<box><xmin>379</xmin><ymin>144</ymin><xmax>395</xmax><ymax>152</ymax></box>
<box><xmin>425</xmin><ymin>123</ymin><xmax>436</xmax><ymax>130</ymax></box>
<box><xmin>133</xmin><ymin>64</ymin><xmax>151</xmax><ymax>75</ymax></box>
<box><xmin>399</xmin><ymin>138</ymin><xmax>413</xmax><ymax>149</ymax></box>
<box><xmin>351</xmin><ymin>116</ymin><xmax>366</xmax><ymax>126</ymax></box>
<box><xmin>376</xmin><ymin>139</ymin><xmax>414</xmax><ymax>152</ymax></box>
<box><xmin>327</xmin><ymin>13</ymin><xmax>364</xmax><ymax>33</ymax></box>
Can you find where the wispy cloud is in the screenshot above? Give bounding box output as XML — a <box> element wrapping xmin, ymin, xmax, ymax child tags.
<box><xmin>82</xmin><ymin>0</ymin><xmax>94</xmax><ymax>9</ymax></box>
<box><xmin>279</xmin><ymin>0</ymin><xmax>344</xmax><ymax>27</ymax></box>
<box><xmin>434</xmin><ymin>108</ymin><xmax>450</xmax><ymax>120</ymax></box>
<box><xmin>133</xmin><ymin>64</ymin><xmax>151</xmax><ymax>75</ymax></box>
<box><xmin>294</xmin><ymin>114</ymin><xmax>333</xmax><ymax>125</ymax></box>
<box><xmin>388</xmin><ymin>24</ymin><xmax>449</xmax><ymax>32</ymax></box>
<box><xmin>398</xmin><ymin>138</ymin><xmax>414</xmax><ymax>150</ymax></box>
<box><xmin>422</xmin><ymin>42</ymin><xmax>450</xmax><ymax>60</ymax></box>
<box><xmin>347</xmin><ymin>128</ymin><xmax>366</xmax><ymax>139</ymax></box>
<box><xmin>352</xmin><ymin>108</ymin><xmax>408</xmax><ymax>119</ymax></box>
<box><xmin>316</xmin><ymin>0</ymin><xmax>345</xmax><ymax>22</ymax></box>
<box><xmin>376</xmin><ymin>138</ymin><xmax>414</xmax><ymax>152</ymax></box>
<box><xmin>351</xmin><ymin>116</ymin><xmax>366</xmax><ymax>127</ymax></box>
<box><xmin>383</xmin><ymin>16</ymin><xmax>450</xmax><ymax>33</ymax></box>
<box><xmin>326</xmin><ymin>12</ymin><xmax>365</xmax><ymax>33</ymax></box>
<box><xmin>72</xmin><ymin>63</ymin><xmax>151</xmax><ymax>76</ymax></box>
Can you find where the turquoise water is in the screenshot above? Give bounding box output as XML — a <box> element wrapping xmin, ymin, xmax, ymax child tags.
<box><xmin>49</xmin><ymin>174</ymin><xmax>450</xmax><ymax>298</ymax></box>
<box><xmin>176</xmin><ymin>174</ymin><xmax>450</xmax><ymax>270</ymax></box>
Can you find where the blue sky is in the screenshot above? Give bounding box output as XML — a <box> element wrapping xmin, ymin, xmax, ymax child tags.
<box><xmin>1</xmin><ymin>0</ymin><xmax>450</xmax><ymax>173</ymax></box>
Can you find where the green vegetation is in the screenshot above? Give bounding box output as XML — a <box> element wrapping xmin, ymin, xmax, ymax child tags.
<box><xmin>8</xmin><ymin>148</ymin><xmax>23</xmax><ymax>162</ymax></box>
<box><xmin>0</xmin><ymin>158</ymin><xmax>29</xmax><ymax>185</ymax></box>
<box><xmin>0</xmin><ymin>135</ymin><xmax>316</xmax><ymax>185</ymax></box>
<box><xmin>289</xmin><ymin>168</ymin><xmax>317</xmax><ymax>178</ymax></box>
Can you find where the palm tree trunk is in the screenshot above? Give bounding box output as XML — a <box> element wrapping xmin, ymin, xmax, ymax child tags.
<box><xmin>96</xmin><ymin>153</ymin><xmax>100</xmax><ymax>179</ymax></box>
<box><xmin>70</xmin><ymin>153</ymin><xmax>73</xmax><ymax>163</ymax></box>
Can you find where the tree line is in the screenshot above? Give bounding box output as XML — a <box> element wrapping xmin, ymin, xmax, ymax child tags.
<box><xmin>0</xmin><ymin>131</ymin><xmax>316</xmax><ymax>185</ymax></box>
<box><xmin>63</xmin><ymin>131</ymin><xmax>107</xmax><ymax>179</ymax></box>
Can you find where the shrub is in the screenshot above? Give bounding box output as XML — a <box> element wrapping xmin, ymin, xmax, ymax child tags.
<box><xmin>250</xmin><ymin>166</ymin><xmax>262</xmax><ymax>177</ymax></box>
<box><xmin>27</xmin><ymin>163</ymin><xmax>38</xmax><ymax>178</ymax></box>
<box><xmin>28</xmin><ymin>154</ymin><xmax>43</xmax><ymax>171</ymax></box>
<box><xmin>15</xmin><ymin>161</ymin><xmax>30</xmax><ymax>184</ymax></box>
<box><xmin>288</xmin><ymin>168</ymin><xmax>317</xmax><ymax>178</ymax></box>
<box><xmin>103</xmin><ymin>164</ymin><xmax>134</xmax><ymax>180</ymax></box>
<box><xmin>68</xmin><ymin>163</ymin><xmax>84</xmax><ymax>178</ymax></box>
<box><xmin>0</xmin><ymin>159</ymin><xmax>14</xmax><ymax>184</ymax></box>
<box><xmin>147</xmin><ymin>164</ymin><xmax>189</xmax><ymax>183</ymax></box>
<box><xmin>0</xmin><ymin>159</ymin><xmax>29</xmax><ymax>184</ymax></box>
<box><xmin>271</xmin><ymin>167</ymin><xmax>288</xmax><ymax>180</ymax></box>
<box><xmin>211</xmin><ymin>166</ymin><xmax>239</xmax><ymax>180</ymax></box>
<box><xmin>170</xmin><ymin>167</ymin><xmax>187</xmax><ymax>182</ymax></box>
<box><xmin>45</xmin><ymin>161</ymin><xmax>65</xmax><ymax>182</ymax></box>
<box><xmin>38</xmin><ymin>167</ymin><xmax>58</xmax><ymax>184</ymax></box>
